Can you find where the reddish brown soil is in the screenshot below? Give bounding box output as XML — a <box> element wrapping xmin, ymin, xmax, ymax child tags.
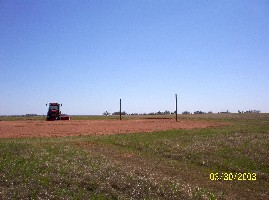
<box><xmin>0</xmin><ymin>119</ymin><xmax>228</xmax><ymax>138</ymax></box>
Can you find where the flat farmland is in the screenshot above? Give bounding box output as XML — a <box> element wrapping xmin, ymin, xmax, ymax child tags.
<box><xmin>0</xmin><ymin>118</ymin><xmax>227</xmax><ymax>138</ymax></box>
<box><xmin>0</xmin><ymin>114</ymin><xmax>268</xmax><ymax>199</ymax></box>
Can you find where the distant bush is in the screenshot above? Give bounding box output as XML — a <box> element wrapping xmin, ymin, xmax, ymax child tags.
<box><xmin>244</xmin><ymin>110</ymin><xmax>261</xmax><ymax>113</ymax></box>
<box><xmin>103</xmin><ymin>111</ymin><xmax>110</xmax><ymax>116</ymax></box>
<box><xmin>194</xmin><ymin>111</ymin><xmax>206</xmax><ymax>114</ymax></box>
<box><xmin>112</xmin><ymin>111</ymin><xmax>127</xmax><ymax>115</ymax></box>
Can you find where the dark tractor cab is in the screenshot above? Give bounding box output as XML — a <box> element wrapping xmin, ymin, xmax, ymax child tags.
<box><xmin>46</xmin><ymin>103</ymin><xmax>62</xmax><ymax>121</ymax></box>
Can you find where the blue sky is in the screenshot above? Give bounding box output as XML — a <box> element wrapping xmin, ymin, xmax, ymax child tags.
<box><xmin>0</xmin><ymin>0</ymin><xmax>268</xmax><ymax>115</ymax></box>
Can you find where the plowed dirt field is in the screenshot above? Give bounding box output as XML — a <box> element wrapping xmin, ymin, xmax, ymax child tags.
<box><xmin>0</xmin><ymin>119</ymin><xmax>228</xmax><ymax>138</ymax></box>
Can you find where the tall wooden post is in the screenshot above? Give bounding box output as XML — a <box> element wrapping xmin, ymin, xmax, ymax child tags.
<box><xmin>120</xmin><ymin>99</ymin><xmax>122</xmax><ymax>120</ymax></box>
<box><xmin>175</xmin><ymin>94</ymin><xmax>178</xmax><ymax>121</ymax></box>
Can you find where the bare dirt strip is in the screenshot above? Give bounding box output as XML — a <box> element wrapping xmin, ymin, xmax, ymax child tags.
<box><xmin>0</xmin><ymin>119</ymin><xmax>228</xmax><ymax>138</ymax></box>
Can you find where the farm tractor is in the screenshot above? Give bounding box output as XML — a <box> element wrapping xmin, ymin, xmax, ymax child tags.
<box><xmin>46</xmin><ymin>103</ymin><xmax>71</xmax><ymax>121</ymax></box>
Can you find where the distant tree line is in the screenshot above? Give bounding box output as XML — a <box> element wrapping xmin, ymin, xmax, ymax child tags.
<box><xmin>238</xmin><ymin>110</ymin><xmax>261</xmax><ymax>113</ymax></box>
<box><xmin>182</xmin><ymin>111</ymin><xmax>209</xmax><ymax>114</ymax></box>
<box><xmin>103</xmin><ymin>110</ymin><xmax>174</xmax><ymax>116</ymax></box>
<box><xmin>103</xmin><ymin>109</ymin><xmax>262</xmax><ymax>116</ymax></box>
<box><xmin>25</xmin><ymin>114</ymin><xmax>38</xmax><ymax>116</ymax></box>
<box><xmin>182</xmin><ymin>110</ymin><xmax>262</xmax><ymax>114</ymax></box>
<box><xmin>112</xmin><ymin>111</ymin><xmax>127</xmax><ymax>115</ymax></box>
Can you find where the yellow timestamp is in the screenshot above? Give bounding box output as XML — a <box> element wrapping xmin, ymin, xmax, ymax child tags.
<box><xmin>210</xmin><ymin>172</ymin><xmax>257</xmax><ymax>181</ymax></box>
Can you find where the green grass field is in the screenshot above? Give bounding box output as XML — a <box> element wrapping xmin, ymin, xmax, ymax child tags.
<box><xmin>0</xmin><ymin>114</ymin><xmax>268</xmax><ymax>199</ymax></box>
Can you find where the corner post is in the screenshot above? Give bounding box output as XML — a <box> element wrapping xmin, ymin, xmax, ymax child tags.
<box><xmin>175</xmin><ymin>94</ymin><xmax>178</xmax><ymax>121</ymax></box>
<box><xmin>120</xmin><ymin>99</ymin><xmax>122</xmax><ymax>120</ymax></box>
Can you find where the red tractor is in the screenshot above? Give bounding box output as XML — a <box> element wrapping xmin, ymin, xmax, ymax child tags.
<box><xmin>46</xmin><ymin>103</ymin><xmax>71</xmax><ymax>121</ymax></box>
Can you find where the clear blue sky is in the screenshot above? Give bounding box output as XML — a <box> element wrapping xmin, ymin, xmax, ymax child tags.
<box><xmin>0</xmin><ymin>0</ymin><xmax>268</xmax><ymax>115</ymax></box>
